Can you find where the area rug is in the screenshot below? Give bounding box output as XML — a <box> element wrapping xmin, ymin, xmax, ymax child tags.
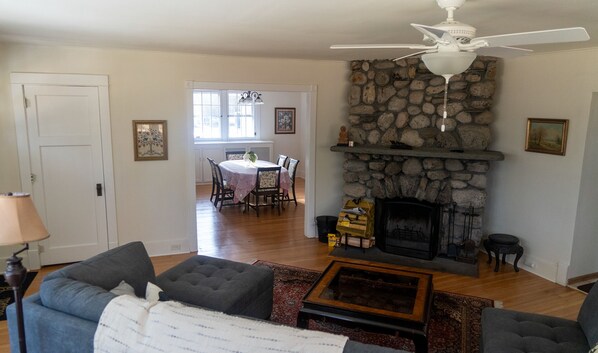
<box><xmin>577</xmin><ymin>281</ymin><xmax>595</xmax><ymax>294</ymax></box>
<box><xmin>254</xmin><ymin>260</ymin><xmax>493</xmax><ymax>353</ymax></box>
<box><xmin>0</xmin><ymin>271</ymin><xmax>37</xmax><ymax>321</ymax></box>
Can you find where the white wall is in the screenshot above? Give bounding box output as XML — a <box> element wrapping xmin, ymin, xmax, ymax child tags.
<box><xmin>0</xmin><ymin>43</ymin><xmax>348</xmax><ymax>259</ymax></box>
<box><xmin>569</xmin><ymin>92</ymin><xmax>598</xmax><ymax>279</ymax></box>
<box><xmin>259</xmin><ymin>91</ymin><xmax>306</xmax><ymax>177</ymax></box>
<box><xmin>486</xmin><ymin>47</ymin><xmax>598</xmax><ymax>284</ymax></box>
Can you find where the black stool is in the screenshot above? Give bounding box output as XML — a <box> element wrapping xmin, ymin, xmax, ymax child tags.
<box><xmin>483</xmin><ymin>233</ymin><xmax>524</xmax><ymax>272</ymax></box>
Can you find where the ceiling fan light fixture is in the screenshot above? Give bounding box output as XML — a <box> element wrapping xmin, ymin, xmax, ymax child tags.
<box><xmin>421</xmin><ymin>51</ymin><xmax>476</xmax><ymax>76</ymax></box>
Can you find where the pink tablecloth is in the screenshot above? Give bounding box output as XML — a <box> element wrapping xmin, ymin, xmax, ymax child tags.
<box><xmin>218</xmin><ymin>160</ymin><xmax>291</xmax><ymax>203</ymax></box>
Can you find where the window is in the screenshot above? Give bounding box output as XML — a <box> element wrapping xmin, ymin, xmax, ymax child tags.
<box><xmin>193</xmin><ymin>90</ymin><xmax>257</xmax><ymax>142</ymax></box>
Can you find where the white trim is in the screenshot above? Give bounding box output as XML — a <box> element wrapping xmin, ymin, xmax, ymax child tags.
<box><xmin>10</xmin><ymin>73</ymin><xmax>108</xmax><ymax>86</ymax></box>
<box><xmin>185</xmin><ymin>81</ymin><xmax>317</xmax><ymax>239</ymax></box>
<box><xmin>186</xmin><ymin>87</ymin><xmax>199</xmax><ymax>252</ymax></box>
<box><xmin>10</xmin><ymin>73</ymin><xmax>118</xmax><ymax>264</ymax></box>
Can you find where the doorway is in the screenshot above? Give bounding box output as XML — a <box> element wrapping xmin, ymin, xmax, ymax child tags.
<box><xmin>185</xmin><ymin>81</ymin><xmax>317</xmax><ymax>252</ymax></box>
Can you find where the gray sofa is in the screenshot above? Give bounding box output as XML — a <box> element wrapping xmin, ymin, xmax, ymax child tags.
<box><xmin>7</xmin><ymin>241</ymin><xmax>402</xmax><ymax>353</ymax></box>
<box><xmin>481</xmin><ymin>282</ymin><xmax>598</xmax><ymax>353</ymax></box>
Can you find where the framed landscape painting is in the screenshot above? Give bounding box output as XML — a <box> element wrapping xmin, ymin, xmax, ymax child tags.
<box><xmin>133</xmin><ymin>120</ymin><xmax>168</xmax><ymax>161</ymax></box>
<box><xmin>275</xmin><ymin>107</ymin><xmax>296</xmax><ymax>134</ymax></box>
<box><xmin>525</xmin><ymin>118</ymin><xmax>568</xmax><ymax>156</ymax></box>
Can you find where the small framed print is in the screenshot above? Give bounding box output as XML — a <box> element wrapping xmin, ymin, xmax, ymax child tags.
<box><xmin>275</xmin><ymin>107</ymin><xmax>296</xmax><ymax>134</ymax></box>
<box><xmin>133</xmin><ymin>120</ymin><xmax>168</xmax><ymax>161</ymax></box>
<box><xmin>525</xmin><ymin>118</ymin><xmax>568</xmax><ymax>156</ymax></box>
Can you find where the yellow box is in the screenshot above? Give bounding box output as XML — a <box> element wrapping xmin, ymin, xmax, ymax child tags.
<box><xmin>327</xmin><ymin>233</ymin><xmax>338</xmax><ymax>251</ymax></box>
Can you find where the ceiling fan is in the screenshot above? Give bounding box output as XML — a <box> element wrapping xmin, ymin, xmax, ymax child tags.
<box><xmin>331</xmin><ymin>0</ymin><xmax>589</xmax><ymax>74</ymax></box>
<box><xmin>331</xmin><ymin>0</ymin><xmax>589</xmax><ymax>131</ymax></box>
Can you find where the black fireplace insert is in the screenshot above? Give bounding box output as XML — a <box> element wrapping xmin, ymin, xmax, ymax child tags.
<box><xmin>375</xmin><ymin>198</ymin><xmax>441</xmax><ymax>260</ymax></box>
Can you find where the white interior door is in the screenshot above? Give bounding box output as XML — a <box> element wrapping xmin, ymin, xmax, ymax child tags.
<box><xmin>19</xmin><ymin>83</ymin><xmax>111</xmax><ymax>265</ymax></box>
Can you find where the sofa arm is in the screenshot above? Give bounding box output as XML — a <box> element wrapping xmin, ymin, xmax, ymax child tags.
<box><xmin>7</xmin><ymin>294</ymin><xmax>98</xmax><ymax>353</ymax></box>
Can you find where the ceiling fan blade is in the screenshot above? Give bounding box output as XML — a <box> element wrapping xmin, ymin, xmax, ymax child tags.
<box><xmin>473</xmin><ymin>27</ymin><xmax>589</xmax><ymax>47</ymax></box>
<box><xmin>475</xmin><ymin>46</ymin><xmax>532</xmax><ymax>58</ymax></box>
<box><xmin>410</xmin><ymin>23</ymin><xmax>449</xmax><ymax>43</ymax></box>
<box><xmin>393</xmin><ymin>50</ymin><xmax>430</xmax><ymax>61</ymax></box>
<box><xmin>330</xmin><ymin>44</ymin><xmax>434</xmax><ymax>50</ymax></box>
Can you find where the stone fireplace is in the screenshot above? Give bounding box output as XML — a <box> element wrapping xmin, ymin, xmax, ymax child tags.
<box><xmin>332</xmin><ymin>57</ymin><xmax>504</xmax><ymax>260</ymax></box>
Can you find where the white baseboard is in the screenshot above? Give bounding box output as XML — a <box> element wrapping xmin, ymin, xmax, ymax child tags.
<box><xmin>481</xmin><ymin>249</ymin><xmax>562</xmax><ymax>284</ymax></box>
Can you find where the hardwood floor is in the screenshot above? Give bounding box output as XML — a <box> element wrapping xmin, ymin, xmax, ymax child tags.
<box><xmin>0</xmin><ymin>178</ymin><xmax>587</xmax><ymax>352</ymax></box>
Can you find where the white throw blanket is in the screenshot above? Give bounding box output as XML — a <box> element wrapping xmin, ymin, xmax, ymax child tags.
<box><xmin>94</xmin><ymin>295</ymin><xmax>348</xmax><ymax>353</ymax></box>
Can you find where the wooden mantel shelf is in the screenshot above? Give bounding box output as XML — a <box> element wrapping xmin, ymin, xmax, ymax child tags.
<box><xmin>330</xmin><ymin>145</ymin><xmax>504</xmax><ymax>161</ymax></box>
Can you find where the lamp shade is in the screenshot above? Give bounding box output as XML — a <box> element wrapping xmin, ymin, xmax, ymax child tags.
<box><xmin>421</xmin><ymin>51</ymin><xmax>477</xmax><ymax>76</ymax></box>
<box><xmin>0</xmin><ymin>193</ymin><xmax>49</xmax><ymax>246</ymax></box>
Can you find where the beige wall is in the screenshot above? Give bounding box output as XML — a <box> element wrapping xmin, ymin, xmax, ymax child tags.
<box><xmin>0</xmin><ymin>43</ymin><xmax>348</xmax><ymax>259</ymax></box>
<box><xmin>486</xmin><ymin>47</ymin><xmax>598</xmax><ymax>284</ymax></box>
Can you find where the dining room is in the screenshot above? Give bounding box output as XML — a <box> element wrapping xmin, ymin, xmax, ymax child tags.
<box><xmin>192</xmin><ymin>86</ymin><xmax>311</xmax><ymax>239</ymax></box>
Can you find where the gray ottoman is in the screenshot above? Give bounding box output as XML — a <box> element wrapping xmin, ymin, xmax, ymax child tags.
<box><xmin>156</xmin><ymin>255</ymin><xmax>274</xmax><ymax>319</ymax></box>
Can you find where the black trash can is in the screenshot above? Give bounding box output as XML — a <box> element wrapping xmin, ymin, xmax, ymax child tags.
<box><xmin>316</xmin><ymin>216</ymin><xmax>338</xmax><ymax>243</ymax></box>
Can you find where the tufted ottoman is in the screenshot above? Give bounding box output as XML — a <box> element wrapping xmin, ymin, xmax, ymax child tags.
<box><xmin>156</xmin><ymin>255</ymin><xmax>274</xmax><ymax>319</ymax></box>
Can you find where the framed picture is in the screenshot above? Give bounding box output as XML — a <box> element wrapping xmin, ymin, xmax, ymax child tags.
<box><xmin>275</xmin><ymin>107</ymin><xmax>296</xmax><ymax>134</ymax></box>
<box><xmin>525</xmin><ymin>118</ymin><xmax>568</xmax><ymax>156</ymax></box>
<box><xmin>133</xmin><ymin>120</ymin><xmax>168</xmax><ymax>161</ymax></box>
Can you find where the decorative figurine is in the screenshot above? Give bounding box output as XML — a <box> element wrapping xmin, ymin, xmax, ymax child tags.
<box><xmin>337</xmin><ymin>125</ymin><xmax>349</xmax><ymax>146</ymax></box>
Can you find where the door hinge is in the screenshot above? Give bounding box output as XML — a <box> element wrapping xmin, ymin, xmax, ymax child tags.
<box><xmin>24</xmin><ymin>97</ymin><xmax>30</xmax><ymax>108</ymax></box>
<box><xmin>30</xmin><ymin>173</ymin><xmax>37</xmax><ymax>184</ymax></box>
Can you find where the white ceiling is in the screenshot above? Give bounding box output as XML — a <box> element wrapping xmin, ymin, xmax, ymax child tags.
<box><xmin>0</xmin><ymin>0</ymin><xmax>597</xmax><ymax>61</ymax></box>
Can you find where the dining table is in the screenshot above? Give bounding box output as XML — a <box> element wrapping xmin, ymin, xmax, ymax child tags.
<box><xmin>218</xmin><ymin>160</ymin><xmax>291</xmax><ymax>203</ymax></box>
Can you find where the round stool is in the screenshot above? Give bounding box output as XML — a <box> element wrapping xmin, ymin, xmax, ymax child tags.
<box><xmin>483</xmin><ymin>233</ymin><xmax>524</xmax><ymax>272</ymax></box>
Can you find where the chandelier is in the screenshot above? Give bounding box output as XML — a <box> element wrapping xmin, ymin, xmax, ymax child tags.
<box><xmin>238</xmin><ymin>91</ymin><xmax>264</xmax><ymax>105</ymax></box>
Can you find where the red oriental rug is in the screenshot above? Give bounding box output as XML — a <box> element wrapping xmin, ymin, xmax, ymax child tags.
<box><xmin>254</xmin><ymin>260</ymin><xmax>494</xmax><ymax>353</ymax></box>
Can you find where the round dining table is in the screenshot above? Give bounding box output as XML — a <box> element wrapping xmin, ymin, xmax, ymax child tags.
<box><xmin>218</xmin><ymin>160</ymin><xmax>291</xmax><ymax>203</ymax></box>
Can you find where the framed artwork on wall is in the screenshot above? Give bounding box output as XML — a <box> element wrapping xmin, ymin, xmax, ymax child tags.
<box><xmin>525</xmin><ymin>118</ymin><xmax>568</xmax><ymax>156</ymax></box>
<box><xmin>133</xmin><ymin>120</ymin><xmax>168</xmax><ymax>161</ymax></box>
<box><xmin>274</xmin><ymin>107</ymin><xmax>296</xmax><ymax>134</ymax></box>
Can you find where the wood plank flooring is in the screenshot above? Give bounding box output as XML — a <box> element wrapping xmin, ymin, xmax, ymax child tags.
<box><xmin>0</xmin><ymin>178</ymin><xmax>587</xmax><ymax>352</ymax></box>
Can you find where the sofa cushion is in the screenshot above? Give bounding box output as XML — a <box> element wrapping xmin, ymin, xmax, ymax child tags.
<box><xmin>578</xmin><ymin>282</ymin><xmax>598</xmax><ymax>347</ymax></box>
<box><xmin>40</xmin><ymin>278</ymin><xmax>116</xmax><ymax>322</ymax></box>
<box><xmin>482</xmin><ymin>307</ymin><xmax>589</xmax><ymax>353</ymax></box>
<box><xmin>44</xmin><ymin>241</ymin><xmax>156</xmax><ymax>297</ymax></box>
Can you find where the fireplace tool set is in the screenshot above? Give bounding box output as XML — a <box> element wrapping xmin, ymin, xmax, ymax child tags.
<box><xmin>440</xmin><ymin>203</ymin><xmax>479</xmax><ymax>264</ymax></box>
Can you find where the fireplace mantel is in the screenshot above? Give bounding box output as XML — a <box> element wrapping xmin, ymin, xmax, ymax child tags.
<box><xmin>330</xmin><ymin>145</ymin><xmax>504</xmax><ymax>161</ymax></box>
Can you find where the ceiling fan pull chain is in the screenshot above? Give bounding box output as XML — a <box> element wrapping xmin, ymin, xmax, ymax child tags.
<box><xmin>441</xmin><ymin>78</ymin><xmax>449</xmax><ymax>132</ymax></box>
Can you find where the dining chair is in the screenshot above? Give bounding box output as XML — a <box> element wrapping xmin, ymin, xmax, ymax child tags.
<box><xmin>246</xmin><ymin>166</ymin><xmax>281</xmax><ymax>217</ymax></box>
<box><xmin>282</xmin><ymin>158</ymin><xmax>300</xmax><ymax>206</ymax></box>
<box><xmin>226</xmin><ymin>151</ymin><xmax>245</xmax><ymax>160</ymax></box>
<box><xmin>207</xmin><ymin>158</ymin><xmax>218</xmax><ymax>204</ymax></box>
<box><xmin>213</xmin><ymin>162</ymin><xmax>236</xmax><ymax>211</ymax></box>
<box><xmin>276</xmin><ymin>154</ymin><xmax>288</xmax><ymax>168</ymax></box>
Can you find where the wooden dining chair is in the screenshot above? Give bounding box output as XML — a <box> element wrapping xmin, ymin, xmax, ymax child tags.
<box><xmin>213</xmin><ymin>162</ymin><xmax>236</xmax><ymax>211</ymax></box>
<box><xmin>282</xmin><ymin>158</ymin><xmax>300</xmax><ymax>206</ymax></box>
<box><xmin>207</xmin><ymin>157</ymin><xmax>218</xmax><ymax>204</ymax></box>
<box><xmin>226</xmin><ymin>151</ymin><xmax>245</xmax><ymax>160</ymax></box>
<box><xmin>276</xmin><ymin>154</ymin><xmax>288</xmax><ymax>168</ymax></box>
<box><xmin>246</xmin><ymin>166</ymin><xmax>281</xmax><ymax>217</ymax></box>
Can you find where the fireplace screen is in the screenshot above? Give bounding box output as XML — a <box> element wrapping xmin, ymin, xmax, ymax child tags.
<box><xmin>375</xmin><ymin>198</ymin><xmax>441</xmax><ymax>260</ymax></box>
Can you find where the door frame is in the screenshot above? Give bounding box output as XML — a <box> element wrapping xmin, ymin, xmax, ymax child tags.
<box><xmin>185</xmin><ymin>81</ymin><xmax>318</xmax><ymax>252</ymax></box>
<box><xmin>10</xmin><ymin>73</ymin><xmax>118</xmax><ymax>269</ymax></box>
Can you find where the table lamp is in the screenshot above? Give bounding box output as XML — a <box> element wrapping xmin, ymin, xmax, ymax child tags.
<box><xmin>0</xmin><ymin>192</ymin><xmax>50</xmax><ymax>353</ymax></box>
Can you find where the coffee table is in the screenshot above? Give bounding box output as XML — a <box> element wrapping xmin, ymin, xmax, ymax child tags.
<box><xmin>297</xmin><ymin>260</ymin><xmax>433</xmax><ymax>353</ymax></box>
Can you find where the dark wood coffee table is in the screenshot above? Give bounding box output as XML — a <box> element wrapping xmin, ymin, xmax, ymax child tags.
<box><xmin>297</xmin><ymin>259</ymin><xmax>433</xmax><ymax>353</ymax></box>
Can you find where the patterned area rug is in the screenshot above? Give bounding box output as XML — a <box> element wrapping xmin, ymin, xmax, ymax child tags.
<box><xmin>0</xmin><ymin>271</ymin><xmax>37</xmax><ymax>321</ymax></box>
<box><xmin>255</xmin><ymin>261</ymin><xmax>493</xmax><ymax>353</ymax></box>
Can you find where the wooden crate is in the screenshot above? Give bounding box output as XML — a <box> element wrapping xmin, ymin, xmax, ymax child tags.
<box><xmin>339</xmin><ymin>235</ymin><xmax>375</xmax><ymax>248</ymax></box>
<box><xmin>336</xmin><ymin>199</ymin><xmax>374</xmax><ymax>238</ymax></box>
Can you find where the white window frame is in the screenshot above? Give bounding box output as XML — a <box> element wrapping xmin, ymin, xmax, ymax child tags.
<box><xmin>192</xmin><ymin>89</ymin><xmax>260</xmax><ymax>142</ymax></box>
